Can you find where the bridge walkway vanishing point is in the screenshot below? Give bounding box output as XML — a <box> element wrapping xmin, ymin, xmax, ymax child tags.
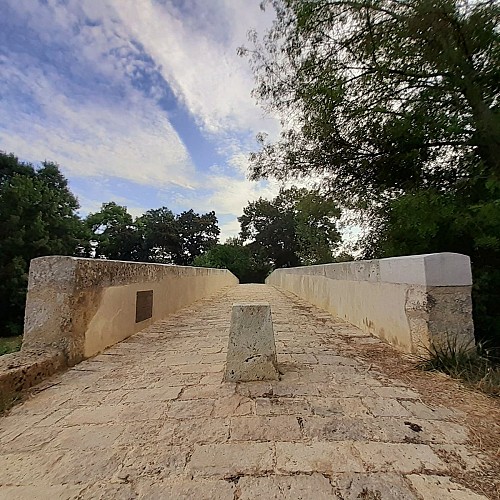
<box><xmin>0</xmin><ymin>284</ymin><xmax>499</xmax><ymax>499</ymax></box>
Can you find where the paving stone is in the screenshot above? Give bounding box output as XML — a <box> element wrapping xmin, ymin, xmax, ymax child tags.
<box><xmin>78</xmin><ymin>482</ymin><xmax>137</xmax><ymax>500</ymax></box>
<box><xmin>367</xmin><ymin>417</ymin><xmax>467</xmax><ymax>445</ymax></box>
<box><xmin>174</xmin><ymin>363</ymin><xmax>224</xmax><ymax>374</ymax></box>
<box><xmin>121</xmin><ymin>386</ymin><xmax>183</xmax><ymax>403</ymax></box>
<box><xmin>178</xmin><ymin>383</ymin><xmax>235</xmax><ymax>400</ymax></box>
<box><xmin>432</xmin><ymin>444</ymin><xmax>487</xmax><ymax>471</ymax></box>
<box><xmin>255</xmin><ymin>397</ymin><xmax>310</xmax><ymax>416</ymax></box>
<box><xmin>114</xmin><ymin>419</ymin><xmax>171</xmax><ymax>447</ymax></box>
<box><xmin>135</xmin><ymin>478</ymin><xmax>235</xmax><ymax>500</ymax></box>
<box><xmin>0</xmin><ymin>485</ymin><xmax>86</xmax><ymax>499</ymax></box>
<box><xmin>334</xmin><ymin>472</ymin><xmax>418</xmax><ymax>499</ymax></box>
<box><xmin>212</xmin><ymin>394</ymin><xmax>254</xmax><ymax>417</ymax></box>
<box><xmin>238</xmin><ymin>473</ymin><xmax>338</xmax><ymax>499</ymax></box>
<box><xmin>405</xmin><ymin>474</ymin><xmax>488</xmax><ymax>499</ymax></box>
<box><xmin>172</xmin><ymin>417</ymin><xmax>229</xmax><ymax>445</ymax></box>
<box><xmin>189</xmin><ymin>442</ymin><xmax>274</xmax><ymax>477</ymax></box>
<box><xmin>46</xmin><ymin>449</ymin><xmax>123</xmax><ymax>484</ymax></box>
<box><xmin>400</xmin><ymin>400</ymin><xmax>456</xmax><ymax>420</ymax></box>
<box><xmin>308</xmin><ymin>397</ymin><xmax>371</xmax><ymax>417</ymax></box>
<box><xmin>119</xmin><ymin>445</ymin><xmax>188</xmax><ymax>480</ymax></box>
<box><xmin>0</xmin><ymin>284</ymin><xmax>490</xmax><ymax>499</ymax></box>
<box><xmin>315</xmin><ymin>354</ymin><xmax>358</xmax><ymax>366</ymax></box>
<box><xmin>354</xmin><ymin>442</ymin><xmax>445</xmax><ymax>473</ymax></box>
<box><xmin>372</xmin><ymin>386</ymin><xmax>420</xmax><ymax>399</ymax></box>
<box><xmin>230</xmin><ymin>415</ymin><xmax>302</xmax><ymax>442</ymax></box>
<box><xmin>167</xmin><ymin>399</ymin><xmax>214</xmax><ymax>418</ymax></box>
<box><xmin>164</xmin><ymin>354</ymin><xmax>203</xmax><ymax>365</ymax></box>
<box><xmin>49</xmin><ymin>424</ymin><xmax>124</xmax><ymax>450</ymax></box>
<box><xmin>271</xmin><ymin>384</ymin><xmax>320</xmax><ymax>397</ymax></box>
<box><xmin>0</xmin><ymin>426</ymin><xmax>59</xmax><ymax>453</ymax></box>
<box><xmin>236</xmin><ymin>381</ymin><xmax>274</xmax><ymax>398</ymax></box>
<box><xmin>0</xmin><ymin>451</ymin><xmax>64</xmax><ymax>485</ymax></box>
<box><xmin>276</xmin><ymin>442</ymin><xmax>364</xmax><ymax>474</ymax></box>
<box><xmin>362</xmin><ymin>397</ymin><xmax>413</xmax><ymax>417</ymax></box>
<box><xmin>301</xmin><ymin>416</ymin><xmax>379</xmax><ymax>442</ymax></box>
<box><xmin>63</xmin><ymin>403</ymin><xmax>163</xmax><ymax>426</ymax></box>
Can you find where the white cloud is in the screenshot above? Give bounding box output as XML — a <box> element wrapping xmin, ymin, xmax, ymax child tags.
<box><xmin>108</xmin><ymin>0</ymin><xmax>278</xmax><ymax>137</ymax></box>
<box><xmin>1</xmin><ymin>0</ymin><xmax>286</xmax><ymax>240</ymax></box>
<box><xmin>0</xmin><ymin>2</ymin><xmax>196</xmax><ymax>188</ymax></box>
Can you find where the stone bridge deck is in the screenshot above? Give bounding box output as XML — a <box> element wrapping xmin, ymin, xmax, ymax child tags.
<box><xmin>0</xmin><ymin>285</ymin><xmax>497</xmax><ymax>499</ymax></box>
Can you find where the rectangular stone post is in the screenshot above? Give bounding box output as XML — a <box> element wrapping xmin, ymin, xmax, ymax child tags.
<box><xmin>224</xmin><ymin>303</ymin><xmax>279</xmax><ymax>382</ymax></box>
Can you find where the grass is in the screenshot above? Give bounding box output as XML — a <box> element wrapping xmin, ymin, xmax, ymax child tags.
<box><xmin>0</xmin><ymin>336</ymin><xmax>22</xmax><ymax>356</ymax></box>
<box><xmin>417</xmin><ymin>337</ymin><xmax>500</xmax><ymax>397</ymax></box>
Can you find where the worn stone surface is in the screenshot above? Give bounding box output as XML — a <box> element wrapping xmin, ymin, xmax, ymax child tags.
<box><xmin>266</xmin><ymin>253</ymin><xmax>474</xmax><ymax>354</ymax></box>
<box><xmin>406</xmin><ymin>474</ymin><xmax>488</xmax><ymax>499</ymax></box>
<box><xmin>0</xmin><ymin>284</ymin><xmax>490</xmax><ymax>499</ymax></box>
<box><xmin>224</xmin><ymin>303</ymin><xmax>279</xmax><ymax>382</ymax></box>
<box><xmin>238</xmin><ymin>474</ymin><xmax>337</xmax><ymax>499</ymax></box>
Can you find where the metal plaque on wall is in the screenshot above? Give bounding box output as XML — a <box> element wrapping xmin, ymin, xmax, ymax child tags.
<box><xmin>136</xmin><ymin>290</ymin><xmax>153</xmax><ymax>323</ymax></box>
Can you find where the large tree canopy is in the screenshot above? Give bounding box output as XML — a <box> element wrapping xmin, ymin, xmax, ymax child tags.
<box><xmin>85</xmin><ymin>205</ymin><xmax>220</xmax><ymax>266</ymax></box>
<box><xmin>86</xmin><ymin>202</ymin><xmax>142</xmax><ymax>261</ymax></box>
<box><xmin>0</xmin><ymin>152</ymin><xmax>85</xmax><ymax>336</ymax></box>
<box><xmin>244</xmin><ymin>0</ymin><xmax>500</xmax><ymax>199</ymax></box>
<box><xmin>239</xmin><ymin>187</ymin><xmax>341</xmax><ymax>267</ymax></box>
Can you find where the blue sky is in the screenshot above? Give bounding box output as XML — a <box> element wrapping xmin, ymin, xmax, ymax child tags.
<box><xmin>0</xmin><ymin>0</ymin><xmax>283</xmax><ymax>240</ymax></box>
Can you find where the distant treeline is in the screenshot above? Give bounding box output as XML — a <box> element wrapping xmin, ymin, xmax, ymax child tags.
<box><xmin>0</xmin><ymin>151</ymin><xmax>345</xmax><ymax>337</ymax></box>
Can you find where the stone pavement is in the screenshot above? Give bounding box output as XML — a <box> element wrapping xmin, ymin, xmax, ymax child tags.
<box><xmin>0</xmin><ymin>285</ymin><xmax>491</xmax><ymax>499</ymax></box>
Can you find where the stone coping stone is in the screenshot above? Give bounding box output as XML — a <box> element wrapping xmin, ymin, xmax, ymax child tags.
<box><xmin>267</xmin><ymin>252</ymin><xmax>472</xmax><ymax>286</ymax></box>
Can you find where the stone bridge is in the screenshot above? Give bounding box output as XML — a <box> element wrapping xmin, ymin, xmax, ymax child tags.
<box><xmin>0</xmin><ymin>255</ymin><xmax>498</xmax><ymax>499</ymax></box>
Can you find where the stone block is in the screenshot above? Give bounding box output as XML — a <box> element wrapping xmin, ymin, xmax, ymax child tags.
<box><xmin>239</xmin><ymin>474</ymin><xmax>337</xmax><ymax>499</ymax></box>
<box><xmin>405</xmin><ymin>474</ymin><xmax>487</xmax><ymax>499</ymax></box>
<box><xmin>188</xmin><ymin>443</ymin><xmax>274</xmax><ymax>477</ymax></box>
<box><xmin>224</xmin><ymin>303</ymin><xmax>279</xmax><ymax>382</ymax></box>
<box><xmin>276</xmin><ymin>442</ymin><xmax>364</xmax><ymax>474</ymax></box>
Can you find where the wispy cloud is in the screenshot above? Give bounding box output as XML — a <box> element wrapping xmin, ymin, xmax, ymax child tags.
<box><xmin>109</xmin><ymin>0</ymin><xmax>277</xmax><ymax>136</ymax></box>
<box><xmin>1</xmin><ymin>0</ymin><xmax>282</xmax><ymax>239</ymax></box>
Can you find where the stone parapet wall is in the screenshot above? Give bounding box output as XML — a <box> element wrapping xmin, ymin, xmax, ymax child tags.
<box><xmin>266</xmin><ymin>253</ymin><xmax>474</xmax><ymax>354</ymax></box>
<box><xmin>23</xmin><ymin>256</ymin><xmax>239</xmax><ymax>362</ymax></box>
<box><xmin>1</xmin><ymin>257</ymin><xmax>238</xmax><ymax>405</ymax></box>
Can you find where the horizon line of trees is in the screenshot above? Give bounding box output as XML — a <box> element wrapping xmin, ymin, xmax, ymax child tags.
<box><xmin>0</xmin><ymin>151</ymin><xmax>347</xmax><ymax>338</ymax></box>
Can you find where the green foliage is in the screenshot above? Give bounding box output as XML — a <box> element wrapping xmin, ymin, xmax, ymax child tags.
<box><xmin>239</xmin><ymin>187</ymin><xmax>341</xmax><ymax>268</ymax></box>
<box><xmin>245</xmin><ymin>0</ymin><xmax>500</xmax><ymax>198</ymax></box>
<box><xmin>174</xmin><ymin>210</ymin><xmax>220</xmax><ymax>265</ymax></box>
<box><xmin>0</xmin><ymin>152</ymin><xmax>86</xmax><ymax>337</ymax></box>
<box><xmin>85</xmin><ymin>204</ymin><xmax>220</xmax><ymax>266</ymax></box>
<box><xmin>366</xmin><ymin>178</ymin><xmax>500</xmax><ymax>353</ymax></box>
<box><xmin>243</xmin><ymin>1</ymin><xmax>500</xmax><ymax>362</ymax></box>
<box><xmin>0</xmin><ymin>336</ymin><xmax>22</xmax><ymax>356</ymax></box>
<box><xmin>137</xmin><ymin>207</ymin><xmax>178</xmax><ymax>263</ymax></box>
<box><xmin>193</xmin><ymin>244</ymin><xmax>271</xmax><ymax>283</ymax></box>
<box><xmin>417</xmin><ymin>338</ymin><xmax>500</xmax><ymax>397</ymax></box>
<box><xmin>86</xmin><ymin>202</ymin><xmax>143</xmax><ymax>261</ymax></box>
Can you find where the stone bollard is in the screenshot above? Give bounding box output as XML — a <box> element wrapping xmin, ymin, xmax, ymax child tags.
<box><xmin>224</xmin><ymin>303</ymin><xmax>279</xmax><ymax>382</ymax></box>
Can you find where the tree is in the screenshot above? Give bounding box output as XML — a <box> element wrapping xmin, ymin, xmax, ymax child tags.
<box><xmin>239</xmin><ymin>187</ymin><xmax>341</xmax><ymax>268</ymax></box>
<box><xmin>136</xmin><ymin>207</ymin><xmax>179</xmax><ymax>263</ymax></box>
<box><xmin>173</xmin><ymin>210</ymin><xmax>220</xmax><ymax>265</ymax></box>
<box><xmin>243</xmin><ymin>0</ymin><xmax>500</xmax><ymax>199</ymax></box>
<box><xmin>0</xmin><ymin>152</ymin><xmax>85</xmax><ymax>336</ymax></box>
<box><xmin>242</xmin><ymin>0</ymin><xmax>500</xmax><ymax>353</ymax></box>
<box><xmin>193</xmin><ymin>243</ymin><xmax>272</xmax><ymax>283</ymax></box>
<box><xmin>85</xmin><ymin>202</ymin><xmax>142</xmax><ymax>261</ymax></box>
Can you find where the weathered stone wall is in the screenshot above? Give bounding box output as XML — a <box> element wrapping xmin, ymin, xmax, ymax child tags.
<box><xmin>23</xmin><ymin>256</ymin><xmax>239</xmax><ymax>362</ymax></box>
<box><xmin>266</xmin><ymin>253</ymin><xmax>474</xmax><ymax>354</ymax></box>
<box><xmin>1</xmin><ymin>257</ymin><xmax>238</xmax><ymax>404</ymax></box>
